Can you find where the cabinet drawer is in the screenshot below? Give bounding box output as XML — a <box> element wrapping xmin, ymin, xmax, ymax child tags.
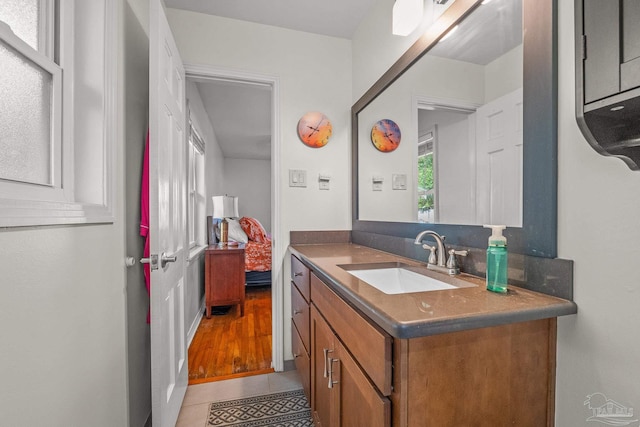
<box><xmin>291</xmin><ymin>281</ymin><xmax>310</xmax><ymax>353</ymax></box>
<box><xmin>292</xmin><ymin>320</ymin><xmax>311</xmax><ymax>403</ymax></box>
<box><xmin>311</xmin><ymin>273</ymin><xmax>392</xmax><ymax>396</ymax></box>
<box><xmin>291</xmin><ymin>255</ymin><xmax>310</xmax><ymax>302</ymax></box>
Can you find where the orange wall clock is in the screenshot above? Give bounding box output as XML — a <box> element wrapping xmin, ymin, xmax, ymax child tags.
<box><xmin>297</xmin><ymin>111</ymin><xmax>333</xmax><ymax>148</ymax></box>
<box><xmin>371</xmin><ymin>119</ymin><xmax>401</xmax><ymax>152</ymax></box>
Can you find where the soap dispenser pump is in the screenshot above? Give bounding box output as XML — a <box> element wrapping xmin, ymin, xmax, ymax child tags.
<box><xmin>484</xmin><ymin>225</ymin><xmax>508</xmax><ymax>293</ymax></box>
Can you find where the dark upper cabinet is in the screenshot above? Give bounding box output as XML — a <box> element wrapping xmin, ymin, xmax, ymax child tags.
<box><xmin>576</xmin><ymin>0</ymin><xmax>640</xmax><ymax>170</ymax></box>
<box><xmin>621</xmin><ymin>0</ymin><xmax>640</xmax><ymax>92</ymax></box>
<box><xmin>583</xmin><ymin>0</ymin><xmax>619</xmax><ymax>103</ymax></box>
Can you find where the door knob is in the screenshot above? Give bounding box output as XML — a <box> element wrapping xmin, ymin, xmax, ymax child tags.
<box><xmin>161</xmin><ymin>252</ymin><xmax>177</xmax><ymax>268</ymax></box>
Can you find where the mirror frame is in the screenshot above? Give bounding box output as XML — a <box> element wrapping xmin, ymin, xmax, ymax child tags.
<box><xmin>351</xmin><ymin>0</ymin><xmax>558</xmax><ymax>258</ymax></box>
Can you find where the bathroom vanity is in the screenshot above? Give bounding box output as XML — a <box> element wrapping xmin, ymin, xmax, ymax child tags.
<box><xmin>289</xmin><ymin>244</ymin><xmax>576</xmax><ymax>426</ymax></box>
<box><xmin>289</xmin><ymin>0</ymin><xmax>577</xmax><ymax>424</ymax></box>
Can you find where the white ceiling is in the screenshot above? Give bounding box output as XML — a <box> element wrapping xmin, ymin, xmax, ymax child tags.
<box><xmin>429</xmin><ymin>0</ymin><xmax>522</xmax><ymax>65</ymax></box>
<box><xmin>165</xmin><ymin>0</ymin><xmax>376</xmax><ymax>39</ymax></box>
<box><xmin>192</xmin><ymin>79</ymin><xmax>272</xmax><ymax>161</ymax></box>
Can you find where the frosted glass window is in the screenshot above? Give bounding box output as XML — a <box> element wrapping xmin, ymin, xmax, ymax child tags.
<box><xmin>0</xmin><ymin>41</ymin><xmax>52</xmax><ymax>186</ymax></box>
<box><xmin>0</xmin><ymin>0</ymin><xmax>41</xmax><ymax>51</ymax></box>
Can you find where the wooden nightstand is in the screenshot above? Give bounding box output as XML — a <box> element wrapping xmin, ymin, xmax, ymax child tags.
<box><xmin>205</xmin><ymin>244</ymin><xmax>245</xmax><ymax>318</ymax></box>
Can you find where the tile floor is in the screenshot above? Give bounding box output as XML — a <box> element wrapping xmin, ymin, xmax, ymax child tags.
<box><xmin>176</xmin><ymin>369</ymin><xmax>304</xmax><ymax>426</ymax></box>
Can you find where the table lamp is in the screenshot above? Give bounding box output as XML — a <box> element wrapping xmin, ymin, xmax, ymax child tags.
<box><xmin>212</xmin><ymin>195</ymin><xmax>239</xmax><ymax>246</ymax></box>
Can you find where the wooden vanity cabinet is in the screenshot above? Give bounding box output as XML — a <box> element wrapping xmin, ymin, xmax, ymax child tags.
<box><xmin>311</xmin><ymin>306</ymin><xmax>391</xmax><ymax>427</ymax></box>
<box><xmin>391</xmin><ymin>318</ymin><xmax>557</xmax><ymax>426</ymax></box>
<box><xmin>291</xmin><ymin>254</ymin><xmax>557</xmax><ymax>426</ymax></box>
<box><xmin>309</xmin><ymin>271</ymin><xmax>391</xmax><ymax>427</ymax></box>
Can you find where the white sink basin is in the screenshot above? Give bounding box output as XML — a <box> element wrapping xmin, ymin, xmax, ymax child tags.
<box><xmin>341</xmin><ymin>263</ymin><xmax>475</xmax><ymax>295</ymax></box>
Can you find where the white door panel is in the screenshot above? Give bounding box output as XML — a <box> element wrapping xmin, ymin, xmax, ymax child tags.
<box><xmin>150</xmin><ymin>0</ymin><xmax>188</xmax><ymax>425</ymax></box>
<box><xmin>476</xmin><ymin>89</ymin><xmax>523</xmax><ymax>227</ymax></box>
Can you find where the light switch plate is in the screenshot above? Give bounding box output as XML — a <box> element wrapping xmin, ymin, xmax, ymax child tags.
<box><xmin>318</xmin><ymin>174</ymin><xmax>330</xmax><ymax>190</ymax></box>
<box><xmin>289</xmin><ymin>169</ymin><xmax>307</xmax><ymax>187</ymax></box>
<box><xmin>392</xmin><ymin>174</ymin><xmax>407</xmax><ymax>190</ymax></box>
<box><xmin>372</xmin><ymin>175</ymin><xmax>384</xmax><ymax>191</ymax></box>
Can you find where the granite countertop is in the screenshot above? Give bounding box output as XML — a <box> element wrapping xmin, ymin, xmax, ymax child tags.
<box><xmin>289</xmin><ymin>243</ymin><xmax>577</xmax><ymax>339</ymax></box>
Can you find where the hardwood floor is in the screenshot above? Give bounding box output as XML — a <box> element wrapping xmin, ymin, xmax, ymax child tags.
<box><xmin>188</xmin><ymin>285</ymin><xmax>273</xmax><ymax>384</ymax></box>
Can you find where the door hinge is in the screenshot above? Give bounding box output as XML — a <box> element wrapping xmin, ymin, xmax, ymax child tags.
<box><xmin>582</xmin><ymin>35</ymin><xmax>587</xmax><ymax>60</ymax></box>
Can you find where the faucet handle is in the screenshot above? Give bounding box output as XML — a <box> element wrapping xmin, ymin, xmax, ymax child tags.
<box><xmin>423</xmin><ymin>244</ymin><xmax>438</xmax><ymax>265</ymax></box>
<box><xmin>450</xmin><ymin>249</ymin><xmax>468</xmax><ymax>257</ymax></box>
<box><xmin>446</xmin><ymin>249</ymin><xmax>468</xmax><ymax>270</ymax></box>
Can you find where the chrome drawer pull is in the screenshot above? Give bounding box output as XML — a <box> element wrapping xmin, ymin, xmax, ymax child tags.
<box><xmin>323</xmin><ymin>348</ymin><xmax>333</xmax><ymax>378</ymax></box>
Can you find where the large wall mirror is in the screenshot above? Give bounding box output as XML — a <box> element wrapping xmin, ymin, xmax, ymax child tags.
<box><xmin>352</xmin><ymin>0</ymin><xmax>557</xmax><ymax>258</ymax></box>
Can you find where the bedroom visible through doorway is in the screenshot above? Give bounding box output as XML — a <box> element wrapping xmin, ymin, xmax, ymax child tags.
<box><xmin>185</xmin><ymin>74</ymin><xmax>274</xmax><ymax>383</ymax></box>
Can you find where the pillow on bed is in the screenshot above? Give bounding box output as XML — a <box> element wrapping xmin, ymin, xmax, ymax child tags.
<box><xmin>227</xmin><ymin>218</ymin><xmax>249</xmax><ymax>243</ymax></box>
<box><xmin>240</xmin><ymin>217</ymin><xmax>269</xmax><ymax>243</ymax></box>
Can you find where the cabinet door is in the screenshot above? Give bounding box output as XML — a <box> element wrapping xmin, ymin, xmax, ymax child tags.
<box><xmin>621</xmin><ymin>0</ymin><xmax>640</xmax><ymax>91</ymax></box>
<box><xmin>310</xmin><ymin>307</ymin><xmax>338</xmax><ymax>427</ymax></box>
<box><xmin>583</xmin><ymin>0</ymin><xmax>620</xmax><ymax>103</ymax></box>
<box><xmin>334</xmin><ymin>340</ymin><xmax>391</xmax><ymax>427</ymax></box>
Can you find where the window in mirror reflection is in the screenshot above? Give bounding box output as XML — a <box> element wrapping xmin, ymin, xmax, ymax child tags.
<box><xmin>417</xmin><ymin>128</ymin><xmax>435</xmax><ymax>223</ymax></box>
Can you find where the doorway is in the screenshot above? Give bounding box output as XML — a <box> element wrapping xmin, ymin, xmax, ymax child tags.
<box><xmin>184</xmin><ymin>66</ymin><xmax>282</xmax><ymax>383</ymax></box>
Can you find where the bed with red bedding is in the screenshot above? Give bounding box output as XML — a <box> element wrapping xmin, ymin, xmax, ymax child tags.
<box><xmin>238</xmin><ymin>217</ymin><xmax>272</xmax><ymax>286</ymax></box>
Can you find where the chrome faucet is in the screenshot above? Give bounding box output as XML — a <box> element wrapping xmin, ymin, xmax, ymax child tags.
<box><xmin>414</xmin><ymin>230</ymin><xmax>447</xmax><ymax>268</ymax></box>
<box><xmin>414</xmin><ymin>230</ymin><xmax>467</xmax><ymax>275</ymax></box>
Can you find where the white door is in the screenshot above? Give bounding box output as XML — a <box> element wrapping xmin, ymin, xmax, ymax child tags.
<box><xmin>149</xmin><ymin>0</ymin><xmax>188</xmax><ymax>426</ymax></box>
<box><xmin>475</xmin><ymin>88</ymin><xmax>523</xmax><ymax>227</ymax></box>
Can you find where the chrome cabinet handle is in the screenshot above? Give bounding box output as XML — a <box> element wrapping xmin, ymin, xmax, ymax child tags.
<box><xmin>323</xmin><ymin>348</ymin><xmax>333</xmax><ymax>378</ymax></box>
<box><xmin>294</xmin><ymin>272</ymin><xmax>303</xmax><ymax>277</ymax></box>
<box><xmin>328</xmin><ymin>358</ymin><xmax>339</xmax><ymax>389</ymax></box>
<box><xmin>293</xmin><ymin>309</ymin><xmax>302</xmax><ymax>315</ymax></box>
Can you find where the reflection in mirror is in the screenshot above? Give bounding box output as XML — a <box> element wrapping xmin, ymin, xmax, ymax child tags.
<box><xmin>358</xmin><ymin>0</ymin><xmax>523</xmax><ymax>227</ymax></box>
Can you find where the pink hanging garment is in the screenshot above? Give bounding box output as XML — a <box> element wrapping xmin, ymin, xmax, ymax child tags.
<box><xmin>140</xmin><ymin>131</ymin><xmax>151</xmax><ymax>323</ymax></box>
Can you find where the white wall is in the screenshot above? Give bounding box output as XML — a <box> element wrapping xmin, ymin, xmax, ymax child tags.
<box><xmin>484</xmin><ymin>44</ymin><xmax>523</xmax><ymax>103</ymax></box>
<box><xmin>167</xmin><ymin>9</ymin><xmax>352</xmax><ymax>360</ymax></box>
<box><xmin>223</xmin><ymin>158</ymin><xmax>272</xmax><ymax>232</ymax></box>
<box><xmin>352</xmin><ymin>0</ymin><xmax>453</xmax><ymax>100</ymax></box>
<box><xmin>0</xmin><ymin>3</ymin><xmax>130</xmax><ymax>424</ymax></box>
<box><xmin>556</xmin><ymin>0</ymin><xmax>640</xmax><ymax>423</ymax></box>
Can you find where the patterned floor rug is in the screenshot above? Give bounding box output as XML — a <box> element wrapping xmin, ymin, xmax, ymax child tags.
<box><xmin>207</xmin><ymin>389</ymin><xmax>313</xmax><ymax>426</ymax></box>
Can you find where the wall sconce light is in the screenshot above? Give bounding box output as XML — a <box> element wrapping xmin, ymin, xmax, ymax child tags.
<box><xmin>392</xmin><ymin>0</ymin><xmax>424</xmax><ymax>36</ymax></box>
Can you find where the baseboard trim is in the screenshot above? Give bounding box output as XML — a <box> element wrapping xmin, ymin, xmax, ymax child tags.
<box><xmin>283</xmin><ymin>359</ymin><xmax>296</xmax><ymax>372</ymax></box>
<box><xmin>187</xmin><ymin>302</ymin><xmax>205</xmax><ymax>348</ymax></box>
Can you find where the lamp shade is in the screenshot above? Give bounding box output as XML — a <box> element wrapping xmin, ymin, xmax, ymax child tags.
<box><xmin>212</xmin><ymin>195</ymin><xmax>239</xmax><ymax>218</ymax></box>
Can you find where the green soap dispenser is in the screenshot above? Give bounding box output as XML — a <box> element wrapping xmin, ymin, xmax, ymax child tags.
<box><xmin>484</xmin><ymin>225</ymin><xmax>508</xmax><ymax>293</ymax></box>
